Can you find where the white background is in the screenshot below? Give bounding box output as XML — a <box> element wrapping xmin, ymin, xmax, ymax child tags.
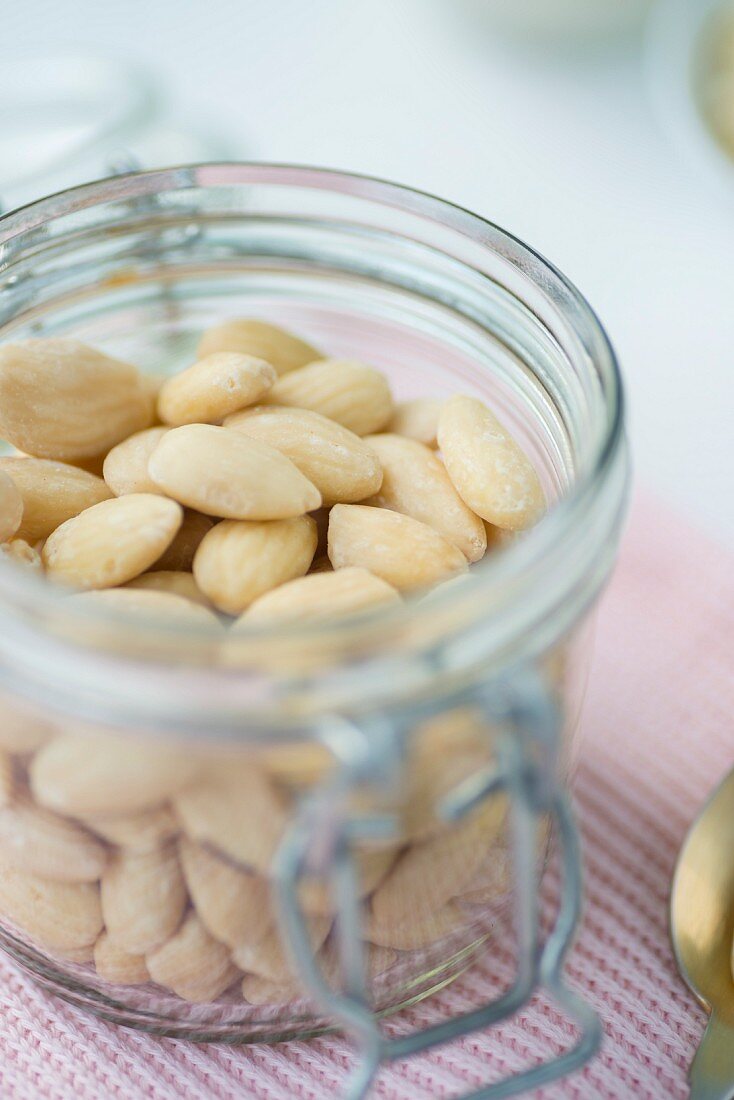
<box><xmin>5</xmin><ymin>0</ymin><xmax>734</xmax><ymax>544</ymax></box>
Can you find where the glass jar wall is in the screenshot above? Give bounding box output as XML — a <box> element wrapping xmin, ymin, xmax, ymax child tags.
<box><xmin>0</xmin><ymin>165</ymin><xmax>628</xmax><ymax>1040</ymax></box>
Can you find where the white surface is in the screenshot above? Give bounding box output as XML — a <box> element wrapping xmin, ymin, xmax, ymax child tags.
<box><xmin>5</xmin><ymin>0</ymin><xmax>734</xmax><ymax>544</ymax></box>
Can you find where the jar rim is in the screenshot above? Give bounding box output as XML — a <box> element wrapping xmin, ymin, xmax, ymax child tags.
<box><xmin>0</xmin><ymin>162</ymin><xmax>628</xmax><ymax>692</ymax></box>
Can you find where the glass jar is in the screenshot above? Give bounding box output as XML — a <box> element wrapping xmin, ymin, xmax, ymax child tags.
<box><xmin>0</xmin><ymin>165</ymin><xmax>628</xmax><ymax>1086</ymax></box>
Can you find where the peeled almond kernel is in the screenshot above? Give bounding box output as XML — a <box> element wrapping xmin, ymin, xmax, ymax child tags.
<box><xmin>193</xmin><ymin>515</ymin><xmax>317</xmax><ymax>615</ymax></box>
<box><xmin>103</xmin><ymin>427</ymin><xmax>170</xmax><ymax>496</ymax></box>
<box><xmin>0</xmin><ymin>702</ymin><xmax>54</xmax><ymax>753</ymax></box>
<box><xmin>438</xmin><ymin>396</ymin><xmax>545</xmax><ymax>531</ymax></box>
<box><xmin>328</xmin><ymin>505</ymin><xmax>467</xmax><ymax>591</ymax></box>
<box><xmin>0</xmin><ymin>540</ymin><xmax>42</xmax><ymax>571</ymax></box>
<box><xmin>298</xmin><ymin>846</ymin><xmax>397</xmax><ymax>916</ymax></box>
<box><xmin>0</xmin><ymin>470</ymin><xmax>23</xmax><ymax>542</ymax></box>
<box><xmin>241</xmin><ymin>973</ymin><xmax>299</xmax><ymax>1005</ymax></box>
<box><xmin>101</xmin><ymin>843</ymin><xmax>187</xmax><ymax>953</ymax></box>
<box><xmin>197</xmin><ymin>319</ymin><xmax>319</xmax><ymax>376</ymax></box>
<box><xmin>179</xmin><ymin>837</ymin><xmax>272</xmax><ymax>948</ymax></box>
<box><xmin>124</xmin><ymin>570</ymin><xmax>212</xmax><ymax>607</ymax></box>
<box><xmin>370</xmin><ymin>795</ymin><xmax>507</xmax><ymax>928</ymax></box>
<box><xmin>232</xmin><ymin>916</ymin><xmax>331</xmax><ymax>982</ymax></box>
<box><xmin>148</xmin><ymin>424</ymin><xmax>321</xmax><ymax>520</ymax></box>
<box><xmin>147</xmin><ymin>913</ymin><xmax>240</xmax><ymax>1002</ymax></box>
<box><xmin>72</xmin><ymin>588</ymin><xmax>222</xmax><ymax>631</ymax></box>
<box><xmin>0</xmin><ymin>457</ymin><xmax>112</xmax><ymax>542</ymax></box>
<box><xmin>30</xmin><ymin>730</ymin><xmax>198</xmax><ymax>817</ymax></box>
<box><xmin>318</xmin><ymin>940</ymin><xmax>397</xmax><ymax>990</ymax></box>
<box><xmin>151</xmin><ymin>509</ymin><xmax>214</xmax><ymax>571</ymax></box>
<box><xmin>0</xmin><ymin>868</ymin><xmax>103</xmax><ymax>951</ymax></box>
<box><xmin>386</xmin><ymin>398</ymin><xmax>443</xmax><ymax>447</ymax></box>
<box><xmin>263</xmin><ymin>359</ymin><xmax>394</xmax><ymax>436</ymax></box>
<box><xmin>225</xmin><ymin>406</ymin><xmax>383</xmax><ymax>505</ymax></box>
<box><xmin>94</xmin><ymin>931</ymin><xmax>149</xmax><ymax>985</ymax></box>
<box><xmin>42</xmin><ymin>494</ymin><xmax>183</xmax><ymax>589</ymax></box>
<box><xmin>240</xmin><ymin>567</ymin><xmax>400</xmax><ymax>626</ymax></box>
<box><xmin>366</xmin><ymin>901</ymin><xmax>463</xmax><ymax>951</ymax></box>
<box><xmin>84</xmin><ymin>806</ymin><xmax>179</xmax><ymax>852</ymax></box>
<box><xmin>158</xmin><ymin>353</ymin><xmax>276</xmax><ymax>426</ymax></box>
<box><xmin>174</xmin><ymin>763</ymin><xmax>287</xmax><ymax>873</ymax></box>
<box><xmin>364</xmin><ymin>433</ymin><xmax>486</xmax><ymax>562</ymax></box>
<box><xmin>402</xmin><ymin>708</ymin><xmax>492</xmax><ymax>841</ymax></box>
<box><xmin>0</xmin><ymin>796</ymin><xmax>107</xmax><ymax>882</ymax></box>
<box><xmin>57</xmin><ymin>942</ymin><xmax>96</xmax><ymax>964</ymax></box>
<box><xmin>0</xmin><ymin>338</ymin><xmax>153</xmax><ymax>461</ymax></box>
<box><xmin>0</xmin><ymin>751</ymin><xmax>14</xmax><ymax>807</ymax></box>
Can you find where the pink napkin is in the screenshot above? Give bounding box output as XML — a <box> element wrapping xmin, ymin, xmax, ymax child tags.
<box><xmin>1</xmin><ymin>491</ymin><xmax>732</xmax><ymax>1099</ymax></box>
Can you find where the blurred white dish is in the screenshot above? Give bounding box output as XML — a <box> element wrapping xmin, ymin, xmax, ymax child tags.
<box><xmin>648</xmin><ymin>0</ymin><xmax>734</xmax><ymax>196</ymax></box>
<box><xmin>0</xmin><ymin>55</ymin><xmax>229</xmax><ymax>213</ymax></box>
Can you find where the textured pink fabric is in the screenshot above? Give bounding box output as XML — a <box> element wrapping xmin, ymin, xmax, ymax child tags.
<box><xmin>1</xmin><ymin>491</ymin><xmax>732</xmax><ymax>1099</ymax></box>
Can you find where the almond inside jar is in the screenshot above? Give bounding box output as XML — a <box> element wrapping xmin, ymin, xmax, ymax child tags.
<box><xmin>0</xmin><ymin>321</ymin><xmax>551</xmax><ymax>1009</ymax></box>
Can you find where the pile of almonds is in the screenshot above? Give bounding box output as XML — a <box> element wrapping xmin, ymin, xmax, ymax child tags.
<box><xmin>0</xmin><ymin>319</ymin><xmax>544</xmax><ymax>627</ymax></box>
<box><xmin>0</xmin><ymin>700</ymin><xmax>507</xmax><ymax>1006</ymax></box>
<box><xmin>0</xmin><ymin>319</ymin><xmax>540</xmax><ymax>1008</ymax></box>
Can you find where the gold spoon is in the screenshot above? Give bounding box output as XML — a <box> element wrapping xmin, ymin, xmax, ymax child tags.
<box><xmin>671</xmin><ymin>766</ymin><xmax>734</xmax><ymax>1099</ymax></box>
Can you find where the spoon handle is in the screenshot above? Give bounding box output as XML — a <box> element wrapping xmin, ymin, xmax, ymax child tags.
<box><xmin>690</xmin><ymin>1014</ymin><xmax>734</xmax><ymax>1100</ymax></box>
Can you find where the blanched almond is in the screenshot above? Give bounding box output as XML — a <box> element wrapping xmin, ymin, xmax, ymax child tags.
<box><xmin>101</xmin><ymin>843</ymin><xmax>187</xmax><ymax>953</ymax></box>
<box><xmin>328</xmin><ymin>505</ymin><xmax>466</xmax><ymax>591</ymax></box>
<box><xmin>0</xmin><ymin>539</ymin><xmax>42</xmax><ymax>571</ymax></box>
<box><xmin>147</xmin><ymin>913</ymin><xmax>239</xmax><ymax>1002</ymax></box>
<box><xmin>151</xmin><ymin>509</ymin><xmax>214</xmax><ymax>571</ymax></box>
<box><xmin>84</xmin><ymin>806</ymin><xmax>179</xmax><ymax>852</ymax></box>
<box><xmin>370</xmin><ymin>795</ymin><xmax>507</xmax><ymax>928</ymax></box>
<box><xmin>438</xmin><ymin>396</ymin><xmax>545</xmax><ymax>530</ymax></box>
<box><xmin>386</xmin><ymin>398</ymin><xmax>443</xmax><ymax>448</ymax></box>
<box><xmin>148</xmin><ymin>424</ymin><xmax>321</xmax><ymax>520</ymax></box>
<box><xmin>193</xmin><ymin>515</ymin><xmax>317</xmax><ymax>615</ymax></box>
<box><xmin>94</xmin><ymin>931</ymin><xmax>149</xmax><ymax>985</ymax></box>
<box><xmin>0</xmin><ymin>752</ymin><xmax>14</xmax><ymax>807</ymax></box>
<box><xmin>0</xmin><ymin>457</ymin><xmax>112</xmax><ymax>542</ymax></box>
<box><xmin>0</xmin><ymin>796</ymin><xmax>107</xmax><ymax>882</ymax></box>
<box><xmin>174</xmin><ymin>763</ymin><xmax>287</xmax><ymax>873</ymax></box>
<box><xmin>0</xmin><ymin>339</ymin><xmax>153</xmax><ymax>461</ymax></box>
<box><xmin>258</xmin><ymin>742</ymin><xmax>333</xmax><ymax>788</ymax></box>
<box><xmin>42</xmin><ymin>494</ymin><xmax>183</xmax><ymax>589</ymax></box>
<box><xmin>364</xmin><ymin>434</ymin><xmax>486</xmax><ymax>562</ymax></box>
<box><xmin>103</xmin><ymin>427</ymin><xmax>169</xmax><ymax>496</ymax></box>
<box><xmin>0</xmin><ymin>701</ymin><xmax>54</xmax><ymax>753</ymax></box>
<box><xmin>263</xmin><ymin>359</ymin><xmax>394</xmax><ymax>436</ymax></box>
<box><xmin>298</xmin><ymin>845</ymin><xmax>398</xmax><ymax>915</ymax></box>
<box><xmin>241</xmin><ymin>973</ymin><xmax>299</xmax><ymax>1005</ymax></box>
<box><xmin>0</xmin><ymin>470</ymin><xmax>23</xmax><ymax>542</ymax></box>
<box><xmin>225</xmin><ymin>406</ymin><xmax>383</xmax><ymax>505</ymax></box>
<box><xmin>57</xmin><ymin>941</ymin><xmax>96</xmax><ymax>964</ymax></box>
<box><xmin>124</xmin><ymin>570</ymin><xmax>212</xmax><ymax>607</ymax></box>
<box><xmin>198</xmin><ymin>319</ymin><xmax>319</xmax><ymax>376</ymax></box>
<box><xmin>232</xmin><ymin>916</ymin><xmax>330</xmax><ymax>982</ymax></box>
<box><xmin>158</xmin><ymin>353</ymin><xmax>276</xmax><ymax>426</ymax></box>
<box><xmin>366</xmin><ymin>901</ymin><xmax>463</xmax><ymax>950</ymax></box>
<box><xmin>72</xmin><ymin>588</ymin><xmax>222</xmax><ymax>631</ymax></box>
<box><xmin>402</xmin><ymin>708</ymin><xmax>492</xmax><ymax>840</ymax></box>
<box><xmin>30</xmin><ymin>730</ymin><xmax>197</xmax><ymax>817</ymax></box>
<box><xmin>318</xmin><ymin>940</ymin><xmax>397</xmax><ymax>990</ymax></box>
<box><xmin>240</xmin><ymin>567</ymin><xmax>400</xmax><ymax>626</ymax></box>
<box><xmin>178</xmin><ymin>838</ymin><xmax>272</xmax><ymax>948</ymax></box>
<box><xmin>140</xmin><ymin>373</ymin><xmax>164</xmax><ymax>423</ymax></box>
<box><xmin>0</xmin><ymin>868</ymin><xmax>102</xmax><ymax>950</ymax></box>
